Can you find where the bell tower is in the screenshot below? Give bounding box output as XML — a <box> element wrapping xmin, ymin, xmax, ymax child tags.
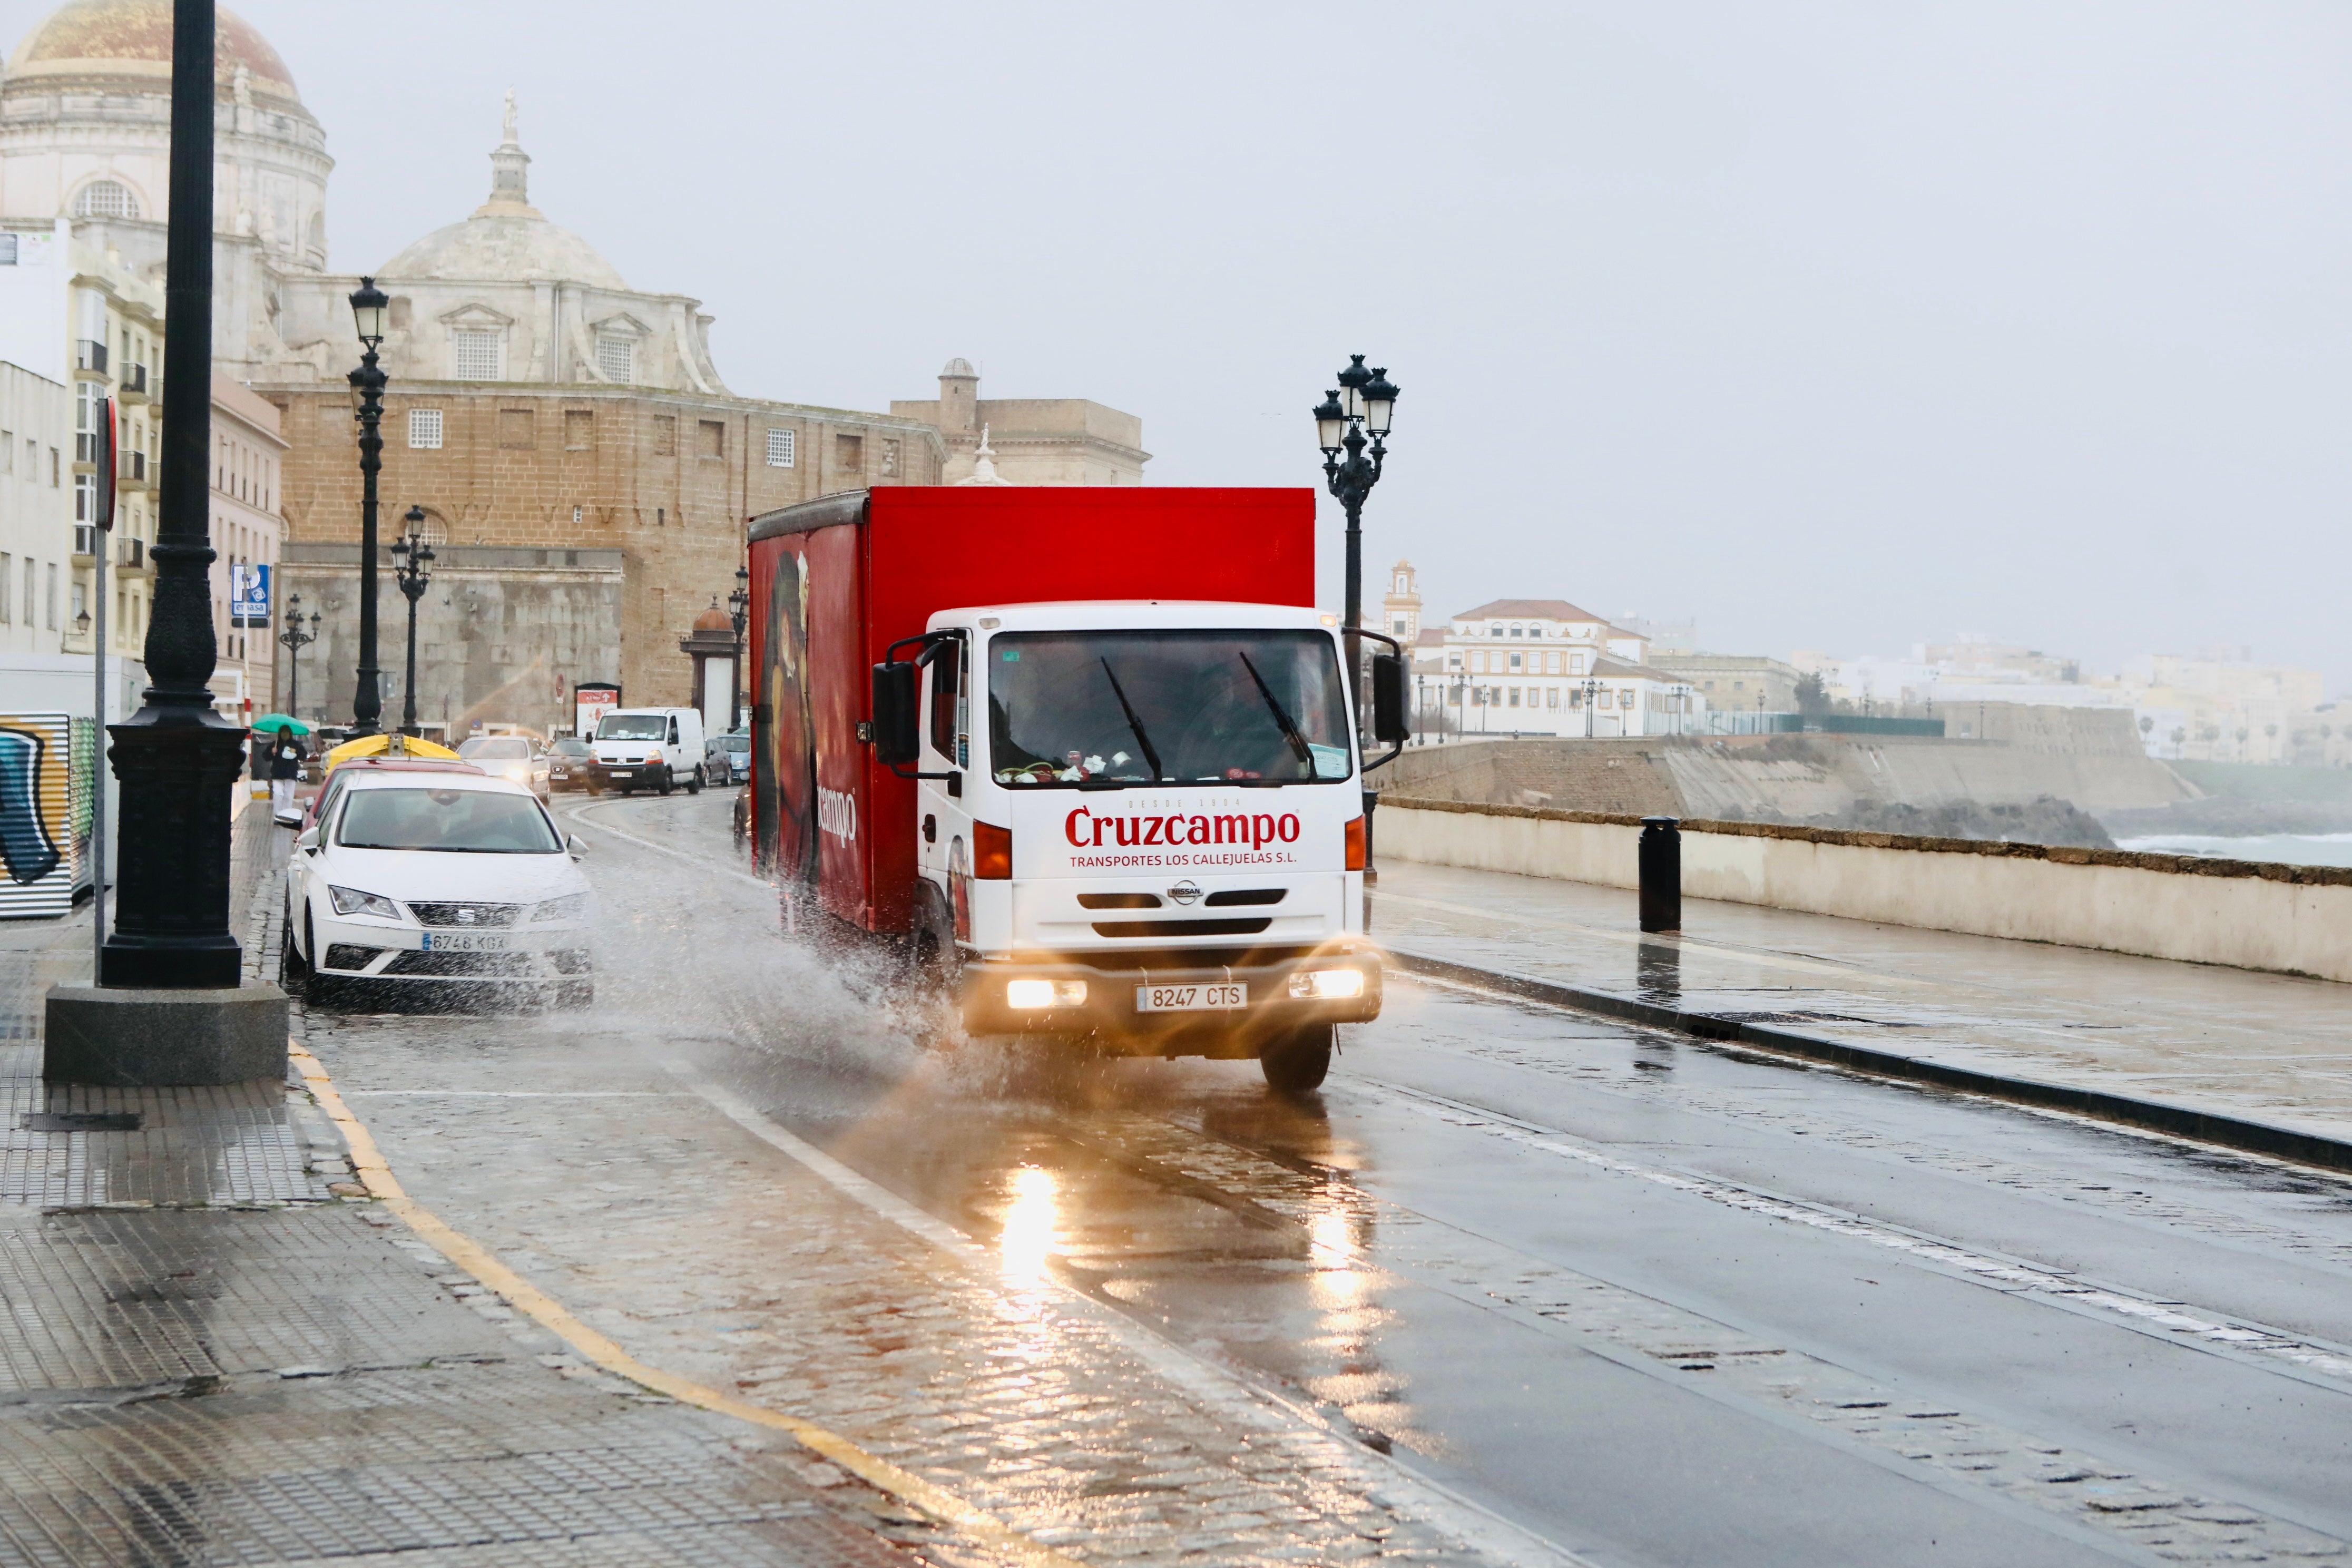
<box><xmin>1381</xmin><ymin>560</ymin><xmax>1422</xmax><ymax>643</ymax></box>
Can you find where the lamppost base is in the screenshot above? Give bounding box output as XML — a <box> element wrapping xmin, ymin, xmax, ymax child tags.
<box><xmin>42</xmin><ymin>983</ymin><xmax>289</xmax><ymax>1086</ymax></box>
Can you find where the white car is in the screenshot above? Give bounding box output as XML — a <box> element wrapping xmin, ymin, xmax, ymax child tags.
<box><xmin>457</xmin><ymin>734</ymin><xmax>552</xmax><ymax>800</ymax></box>
<box><xmin>282</xmin><ymin>771</ymin><xmax>594</xmax><ymax>1007</ymax></box>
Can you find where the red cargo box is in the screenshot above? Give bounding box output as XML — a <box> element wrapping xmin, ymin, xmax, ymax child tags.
<box><xmin>747</xmin><ymin>487</ymin><xmax>1317</xmax><ymax>934</ymax></box>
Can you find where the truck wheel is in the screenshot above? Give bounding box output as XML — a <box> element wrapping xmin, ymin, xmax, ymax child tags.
<box><xmin>687</xmin><ymin>765</ymin><xmax>704</xmax><ymax>795</ymax></box>
<box><xmin>1260</xmin><ymin>1025</ymin><xmax>1333</xmax><ymax>1094</ymax></box>
<box><xmin>657</xmin><ymin>766</ymin><xmax>674</xmax><ymax>797</ymax></box>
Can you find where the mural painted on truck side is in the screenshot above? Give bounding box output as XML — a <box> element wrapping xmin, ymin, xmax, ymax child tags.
<box><xmin>756</xmin><ymin>544</ymin><xmax>819</xmax><ymax>892</ymax></box>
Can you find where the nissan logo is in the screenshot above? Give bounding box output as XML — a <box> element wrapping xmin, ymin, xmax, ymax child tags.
<box><xmin>1167</xmin><ymin>881</ymin><xmax>1202</xmax><ymax>905</ymax></box>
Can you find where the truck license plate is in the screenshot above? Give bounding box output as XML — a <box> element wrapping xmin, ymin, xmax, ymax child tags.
<box><xmin>606</xmin><ymin>769</ymin><xmax>632</xmax><ymax>778</ymax></box>
<box><xmin>422</xmin><ymin>932</ymin><xmax>510</xmax><ymax>953</ymax></box>
<box><xmin>1135</xmin><ymin>983</ymin><xmax>1247</xmax><ymax>1013</ymax></box>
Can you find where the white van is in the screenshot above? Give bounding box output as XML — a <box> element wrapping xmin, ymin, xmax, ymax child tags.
<box><xmin>592</xmin><ymin>706</ymin><xmax>707</xmax><ymax>795</ymax></box>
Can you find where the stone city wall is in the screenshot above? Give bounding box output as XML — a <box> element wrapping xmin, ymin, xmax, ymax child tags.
<box><xmin>1377</xmin><ymin>795</ymin><xmax>2352</xmax><ymax>984</ymax></box>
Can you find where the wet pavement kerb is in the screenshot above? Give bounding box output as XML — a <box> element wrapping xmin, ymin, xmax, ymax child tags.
<box><xmin>1370</xmin><ymin>858</ymin><xmax>2352</xmax><ymax>1167</ymax></box>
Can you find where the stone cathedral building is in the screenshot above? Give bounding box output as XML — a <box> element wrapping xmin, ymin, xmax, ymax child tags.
<box><xmin>0</xmin><ymin>1</ymin><xmax>1145</xmax><ymax>737</ymax></box>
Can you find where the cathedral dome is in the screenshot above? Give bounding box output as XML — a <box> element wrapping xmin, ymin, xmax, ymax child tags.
<box><xmin>381</xmin><ymin>211</ymin><xmax>629</xmax><ymax>291</ymax></box>
<box><xmin>378</xmin><ymin>92</ymin><xmax>628</xmax><ymax>291</ymax></box>
<box><xmin>4</xmin><ymin>0</ymin><xmax>302</xmax><ymax>108</ymax></box>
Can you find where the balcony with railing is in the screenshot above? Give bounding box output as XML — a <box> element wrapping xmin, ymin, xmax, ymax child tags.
<box><xmin>117</xmin><ymin>363</ymin><xmax>149</xmax><ymax>403</ymax></box>
<box><xmin>124</xmin><ymin>450</ymin><xmax>148</xmax><ymax>485</ymax></box>
<box><xmin>116</xmin><ymin>536</ymin><xmax>145</xmax><ymax>572</ymax></box>
<box><xmin>74</xmin><ymin>339</ymin><xmax>108</xmax><ymax>376</ymax></box>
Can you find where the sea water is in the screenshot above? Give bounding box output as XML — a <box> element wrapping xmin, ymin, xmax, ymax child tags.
<box><xmin>2114</xmin><ymin>832</ymin><xmax>2352</xmax><ymax>870</ymax></box>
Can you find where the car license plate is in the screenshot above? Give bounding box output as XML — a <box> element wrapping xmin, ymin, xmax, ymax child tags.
<box><xmin>606</xmin><ymin>769</ymin><xmax>632</xmax><ymax>778</ymax></box>
<box><xmin>1134</xmin><ymin>983</ymin><xmax>1247</xmax><ymax>1013</ymax></box>
<box><xmin>422</xmin><ymin>931</ymin><xmax>510</xmax><ymax>952</ymax></box>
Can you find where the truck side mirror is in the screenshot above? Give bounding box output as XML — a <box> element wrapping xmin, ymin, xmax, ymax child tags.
<box><xmin>869</xmin><ymin>662</ymin><xmax>919</xmax><ymax>765</ymax></box>
<box><xmin>1370</xmin><ymin>652</ymin><xmax>1409</xmax><ymax>744</ymax></box>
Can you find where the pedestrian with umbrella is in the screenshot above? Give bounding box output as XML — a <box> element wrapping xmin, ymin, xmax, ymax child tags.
<box><xmin>254</xmin><ymin>716</ymin><xmax>310</xmax><ymax>825</ymax></box>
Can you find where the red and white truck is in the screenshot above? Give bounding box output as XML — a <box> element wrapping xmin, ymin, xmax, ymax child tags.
<box><xmin>744</xmin><ymin>487</ymin><xmax>1408</xmax><ymax>1090</ymax></box>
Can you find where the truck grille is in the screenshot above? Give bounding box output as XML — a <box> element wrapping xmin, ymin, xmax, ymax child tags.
<box><xmin>1203</xmin><ymin>888</ymin><xmax>1286</xmax><ymax>907</ymax></box>
<box><xmin>1090</xmin><ymin>918</ymin><xmax>1271</xmax><ymax>939</ymax></box>
<box><xmin>408</xmin><ymin>901</ymin><xmax>523</xmax><ymax>928</ymax></box>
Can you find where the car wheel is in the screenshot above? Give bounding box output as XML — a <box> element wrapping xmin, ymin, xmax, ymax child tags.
<box><xmin>687</xmin><ymin>765</ymin><xmax>704</xmax><ymax>795</ymax></box>
<box><xmin>1259</xmin><ymin>1024</ymin><xmax>1333</xmax><ymax>1095</ymax></box>
<box><xmin>280</xmin><ymin>903</ymin><xmax>310</xmax><ymax>988</ymax></box>
<box><xmin>301</xmin><ymin>909</ymin><xmax>345</xmax><ymax>1008</ymax></box>
<box><xmin>657</xmin><ymin>766</ymin><xmax>674</xmax><ymax>797</ymax></box>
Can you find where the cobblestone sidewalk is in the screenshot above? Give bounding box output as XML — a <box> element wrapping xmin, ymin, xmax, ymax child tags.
<box><xmin>0</xmin><ymin>807</ymin><xmax>934</xmax><ymax>1568</ymax></box>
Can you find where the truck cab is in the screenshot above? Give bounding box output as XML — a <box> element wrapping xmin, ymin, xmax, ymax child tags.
<box><xmin>878</xmin><ymin>600</ymin><xmax>1405</xmax><ymax>1091</ymax></box>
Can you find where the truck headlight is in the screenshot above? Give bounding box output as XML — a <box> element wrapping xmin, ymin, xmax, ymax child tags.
<box><xmin>1288</xmin><ymin>968</ymin><xmax>1365</xmax><ymax>999</ymax></box>
<box><xmin>1006</xmin><ymin>979</ymin><xmax>1087</xmax><ymax>1009</ymax></box>
<box><xmin>328</xmin><ymin>885</ymin><xmax>402</xmax><ymax>921</ymax></box>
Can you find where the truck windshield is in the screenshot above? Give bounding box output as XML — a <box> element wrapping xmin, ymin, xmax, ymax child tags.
<box><xmin>596</xmin><ymin>714</ymin><xmax>667</xmax><ymax>741</ymax></box>
<box><xmin>988</xmin><ymin>630</ymin><xmax>1351</xmax><ymax>786</ymax></box>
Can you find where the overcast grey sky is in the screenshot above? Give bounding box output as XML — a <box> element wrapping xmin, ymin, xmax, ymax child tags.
<box><xmin>12</xmin><ymin>1</ymin><xmax>2347</xmax><ymax>686</ymax></box>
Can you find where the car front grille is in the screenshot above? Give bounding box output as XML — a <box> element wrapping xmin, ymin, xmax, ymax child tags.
<box><xmin>408</xmin><ymin>901</ymin><xmax>523</xmax><ymax>928</ymax></box>
<box><xmin>383</xmin><ymin>950</ymin><xmax>540</xmax><ymax>977</ymax></box>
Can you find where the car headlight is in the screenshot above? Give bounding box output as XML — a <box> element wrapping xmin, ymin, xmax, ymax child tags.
<box><xmin>532</xmin><ymin>893</ymin><xmax>590</xmax><ymax>924</ymax></box>
<box><xmin>1006</xmin><ymin>978</ymin><xmax>1087</xmax><ymax>1009</ymax></box>
<box><xmin>328</xmin><ymin>885</ymin><xmax>403</xmax><ymax>920</ymax></box>
<box><xmin>1288</xmin><ymin>968</ymin><xmax>1366</xmax><ymax>999</ymax></box>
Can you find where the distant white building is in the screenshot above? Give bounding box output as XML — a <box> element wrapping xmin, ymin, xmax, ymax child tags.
<box><xmin>1399</xmin><ymin>584</ymin><xmax>1699</xmax><ymax>738</ymax></box>
<box><xmin>0</xmin><ymin>358</ymin><xmax>69</xmax><ymax>658</ymax></box>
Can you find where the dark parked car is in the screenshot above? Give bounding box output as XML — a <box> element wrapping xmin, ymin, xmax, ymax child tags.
<box><xmin>548</xmin><ymin>736</ymin><xmax>600</xmax><ymax>793</ymax></box>
<box><xmin>705</xmin><ymin>729</ymin><xmax>750</xmax><ymax>786</ymax></box>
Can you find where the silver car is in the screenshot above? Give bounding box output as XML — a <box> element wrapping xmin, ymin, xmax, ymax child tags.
<box><xmin>704</xmin><ymin>730</ymin><xmax>751</xmax><ymax>786</ymax></box>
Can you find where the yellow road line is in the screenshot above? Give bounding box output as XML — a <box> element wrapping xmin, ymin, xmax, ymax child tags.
<box><xmin>287</xmin><ymin>1038</ymin><xmax>1086</xmax><ymax>1568</ymax></box>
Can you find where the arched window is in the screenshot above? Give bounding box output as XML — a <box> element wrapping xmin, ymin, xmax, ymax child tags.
<box><xmin>72</xmin><ymin>181</ymin><xmax>139</xmax><ymax>220</ymax></box>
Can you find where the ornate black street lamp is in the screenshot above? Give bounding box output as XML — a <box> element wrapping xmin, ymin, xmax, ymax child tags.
<box><xmin>92</xmin><ymin>0</ymin><xmax>249</xmax><ymax>990</ymax></box>
<box><xmin>277</xmin><ymin>592</ymin><xmax>319</xmax><ymax>718</ymax></box>
<box><xmin>347</xmin><ymin>277</ymin><xmax>390</xmax><ymax>738</ymax></box>
<box><xmin>727</xmin><ymin>564</ymin><xmax>750</xmax><ymax>732</ymax></box>
<box><xmin>389</xmin><ymin>505</ymin><xmax>435</xmax><ymax>738</ymax></box>
<box><xmin>1312</xmin><ymin>356</ymin><xmax>1400</xmax><ymax>693</ymax></box>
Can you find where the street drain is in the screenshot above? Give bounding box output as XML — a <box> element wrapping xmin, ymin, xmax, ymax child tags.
<box><xmin>22</xmin><ymin>1112</ymin><xmax>143</xmax><ymax>1132</ymax></box>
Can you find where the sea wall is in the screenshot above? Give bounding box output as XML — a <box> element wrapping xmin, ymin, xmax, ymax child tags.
<box><xmin>1377</xmin><ymin>796</ymin><xmax>2352</xmax><ymax>984</ymax></box>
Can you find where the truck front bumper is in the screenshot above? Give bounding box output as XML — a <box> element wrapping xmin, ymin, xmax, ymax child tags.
<box><xmin>959</xmin><ymin>946</ymin><xmax>1382</xmax><ymax>1053</ymax></box>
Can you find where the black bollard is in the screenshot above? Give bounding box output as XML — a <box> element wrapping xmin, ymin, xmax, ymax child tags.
<box><xmin>1638</xmin><ymin>816</ymin><xmax>1681</xmax><ymax>934</ymax></box>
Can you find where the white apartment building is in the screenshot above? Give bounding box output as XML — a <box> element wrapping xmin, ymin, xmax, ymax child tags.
<box><xmin>207</xmin><ymin>375</ymin><xmax>286</xmax><ymax>721</ymax></box>
<box><xmin>1404</xmin><ymin>590</ymin><xmax>1701</xmax><ymax>738</ymax></box>
<box><xmin>0</xmin><ymin>358</ymin><xmax>69</xmax><ymax>656</ymax></box>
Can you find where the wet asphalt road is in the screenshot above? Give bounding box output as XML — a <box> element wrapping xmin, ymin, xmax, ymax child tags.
<box><xmin>557</xmin><ymin>787</ymin><xmax>2352</xmax><ymax>1568</ymax></box>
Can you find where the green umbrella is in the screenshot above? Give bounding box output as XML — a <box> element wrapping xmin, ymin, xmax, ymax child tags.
<box><xmin>251</xmin><ymin>714</ymin><xmax>311</xmax><ymax>735</ymax></box>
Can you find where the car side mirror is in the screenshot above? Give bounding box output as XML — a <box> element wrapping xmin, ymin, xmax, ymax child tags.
<box><xmin>567</xmin><ymin>834</ymin><xmax>588</xmax><ymax>859</ymax></box>
<box><xmin>869</xmin><ymin>662</ymin><xmax>919</xmax><ymax>765</ymax></box>
<box><xmin>296</xmin><ymin>827</ymin><xmax>319</xmax><ymax>853</ymax></box>
<box><xmin>1370</xmin><ymin>652</ymin><xmax>1409</xmax><ymax>744</ymax></box>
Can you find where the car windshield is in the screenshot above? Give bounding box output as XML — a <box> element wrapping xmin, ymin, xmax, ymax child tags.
<box><xmin>553</xmin><ymin>739</ymin><xmax>591</xmax><ymax>756</ymax></box>
<box><xmin>988</xmin><ymin>629</ymin><xmax>1351</xmax><ymax>787</ymax></box>
<box><xmin>719</xmin><ymin>735</ymin><xmax>749</xmax><ymax>753</ymax></box>
<box><xmin>336</xmin><ymin>788</ymin><xmax>563</xmax><ymax>853</ymax></box>
<box><xmin>597</xmin><ymin>714</ymin><xmax>668</xmax><ymax>741</ymax></box>
<box><xmin>458</xmin><ymin>738</ymin><xmax>531</xmax><ymax>760</ymax></box>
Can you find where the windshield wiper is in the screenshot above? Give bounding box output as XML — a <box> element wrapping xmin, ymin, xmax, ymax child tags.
<box><xmin>1237</xmin><ymin>652</ymin><xmax>1316</xmax><ymax>772</ymax></box>
<box><xmin>1097</xmin><ymin>658</ymin><xmax>1165</xmax><ymax>782</ymax></box>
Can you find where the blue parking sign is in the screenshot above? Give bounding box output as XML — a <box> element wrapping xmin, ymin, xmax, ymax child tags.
<box><xmin>231</xmin><ymin>563</ymin><xmax>270</xmax><ymax>628</ymax></box>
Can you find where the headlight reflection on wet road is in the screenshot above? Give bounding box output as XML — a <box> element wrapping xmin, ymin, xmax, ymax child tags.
<box><xmin>998</xmin><ymin>1164</ymin><xmax>1061</xmax><ymax>1287</ymax></box>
